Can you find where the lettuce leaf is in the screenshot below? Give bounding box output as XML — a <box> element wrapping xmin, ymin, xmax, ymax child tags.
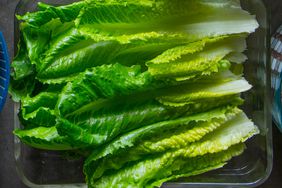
<box><xmin>150</xmin><ymin>144</ymin><xmax>245</xmax><ymax>188</ymax></box>
<box><xmin>14</xmin><ymin>0</ymin><xmax>258</xmax><ymax>86</ymax></box>
<box><xmin>9</xmin><ymin>34</ymin><xmax>36</xmax><ymax>101</ymax></box>
<box><xmin>84</xmin><ymin>106</ymin><xmax>241</xmax><ymax>181</ymax></box>
<box><xmin>56</xmin><ymin>94</ymin><xmax>242</xmax><ymax>148</ymax></box>
<box><xmin>56</xmin><ymin>74</ymin><xmax>249</xmax><ymax>147</ymax></box>
<box><xmin>19</xmin><ymin>92</ymin><xmax>58</xmax><ymax>128</ymax></box>
<box><xmin>10</xmin><ymin>37</ymin><xmax>34</xmax><ymax>80</ymax></box>
<box><xmin>77</xmin><ymin>0</ymin><xmax>257</xmax><ymax>41</ymax></box>
<box><xmin>16</xmin><ymin>1</ymin><xmax>84</xmax><ymax>27</ymax></box>
<box><xmin>36</xmin><ymin>33</ymin><xmax>190</xmax><ymax>84</ymax></box>
<box><xmin>56</xmin><ymin>63</ymin><xmax>153</xmax><ymax>117</ymax></box>
<box><xmin>84</xmin><ymin>112</ymin><xmax>258</xmax><ymax>187</ymax></box>
<box><xmin>147</xmin><ymin>35</ymin><xmax>246</xmax><ymax>80</ymax></box>
<box><xmin>157</xmin><ymin>78</ymin><xmax>251</xmax><ymax>107</ymax></box>
<box><xmin>14</xmin><ymin>126</ymin><xmax>76</xmax><ymax>150</ymax></box>
<box><xmin>9</xmin><ymin>75</ymin><xmax>36</xmax><ymax>102</ymax></box>
<box><xmin>86</xmin><ymin>144</ymin><xmax>245</xmax><ymax>188</ymax></box>
<box><xmin>55</xmin><ymin>58</ymin><xmax>250</xmax><ymax>118</ymax></box>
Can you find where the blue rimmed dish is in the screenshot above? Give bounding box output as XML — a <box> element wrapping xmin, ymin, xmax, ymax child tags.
<box><xmin>0</xmin><ymin>32</ymin><xmax>10</xmax><ymax>112</ymax></box>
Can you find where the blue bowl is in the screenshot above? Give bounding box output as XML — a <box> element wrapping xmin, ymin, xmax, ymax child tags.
<box><xmin>0</xmin><ymin>32</ymin><xmax>10</xmax><ymax>112</ymax></box>
<box><xmin>271</xmin><ymin>25</ymin><xmax>282</xmax><ymax>132</ymax></box>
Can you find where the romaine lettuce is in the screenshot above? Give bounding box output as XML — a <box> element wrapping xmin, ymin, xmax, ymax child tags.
<box><xmin>10</xmin><ymin>0</ymin><xmax>260</xmax><ymax>187</ymax></box>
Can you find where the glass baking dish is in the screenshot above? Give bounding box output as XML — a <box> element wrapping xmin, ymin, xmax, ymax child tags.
<box><xmin>13</xmin><ymin>0</ymin><xmax>272</xmax><ymax>187</ymax></box>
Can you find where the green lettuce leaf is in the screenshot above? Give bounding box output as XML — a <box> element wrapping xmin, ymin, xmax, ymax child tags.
<box><xmin>86</xmin><ymin>144</ymin><xmax>245</xmax><ymax>188</ymax></box>
<box><xmin>157</xmin><ymin>78</ymin><xmax>251</xmax><ymax>107</ymax></box>
<box><xmin>11</xmin><ymin>17</ymin><xmax>79</xmax><ymax>99</ymax></box>
<box><xmin>84</xmin><ymin>112</ymin><xmax>258</xmax><ymax>187</ymax></box>
<box><xmin>147</xmin><ymin>36</ymin><xmax>228</xmax><ymax>65</ymax></box>
<box><xmin>147</xmin><ymin>35</ymin><xmax>247</xmax><ymax>80</ymax></box>
<box><xmin>77</xmin><ymin>0</ymin><xmax>257</xmax><ymax>42</ymax></box>
<box><xmin>37</xmin><ymin>27</ymin><xmax>87</xmax><ymax>73</ymax></box>
<box><xmin>19</xmin><ymin>92</ymin><xmax>58</xmax><ymax>128</ymax></box>
<box><xmin>150</xmin><ymin>144</ymin><xmax>245</xmax><ymax>188</ymax></box>
<box><xmin>10</xmin><ymin>37</ymin><xmax>34</xmax><ymax>80</ymax></box>
<box><xmin>17</xmin><ymin>0</ymin><xmax>257</xmax><ymax>84</ymax></box>
<box><xmin>56</xmin><ymin>93</ymin><xmax>242</xmax><ymax>148</ymax></box>
<box><xmin>56</xmin><ymin>74</ymin><xmax>249</xmax><ymax>147</ymax></box>
<box><xmin>56</xmin><ymin>60</ymin><xmax>250</xmax><ymax>118</ymax></box>
<box><xmin>17</xmin><ymin>1</ymin><xmax>84</xmax><ymax>27</ymax></box>
<box><xmin>9</xmin><ymin>35</ymin><xmax>36</xmax><ymax>101</ymax></box>
<box><xmin>36</xmin><ymin>33</ymin><xmax>191</xmax><ymax>84</ymax></box>
<box><xmin>56</xmin><ymin>63</ymin><xmax>153</xmax><ymax>117</ymax></box>
<box><xmin>18</xmin><ymin>16</ymin><xmax>79</xmax><ymax>75</ymax></box>
<box><xmin>20</xmin><ymin>21</ymin><xmax>53</xmax><ymax>63</ymax></box>
<box><xmin>84</xmin><ymin>106</ymin><xmax>241</xmax><ymax>181</ymax></box>
<box><xmin>14</xmin><ymin>126</ymin><xmax>76</xmax><ymax>150</ymax></box>
<box><xmin>9</xmin><ymin>75</ymin><xmax>36</xmax><ymax>102</ymax></box>
<box><xmin>37</xmin><ymin>40</ymin><xmax>120</xmax><ymax>82</ymax></box>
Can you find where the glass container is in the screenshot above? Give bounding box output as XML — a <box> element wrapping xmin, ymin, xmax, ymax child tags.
<box><xmin>14</xmin><ymin>0</ymin><xmax>272</xmax><ymax>187</ymax></box>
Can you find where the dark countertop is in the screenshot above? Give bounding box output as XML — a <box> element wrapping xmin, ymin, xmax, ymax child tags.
<box><xmin>0</xmin><ymin>0</ymin><xmax>282</xmax><ymax>187</ymax></box>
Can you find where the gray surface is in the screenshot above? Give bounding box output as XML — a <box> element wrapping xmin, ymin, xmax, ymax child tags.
<box><xmin>0</xmin><ymin>0</ymin><xmax>282</xmax><ymax>187</ymax></box>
